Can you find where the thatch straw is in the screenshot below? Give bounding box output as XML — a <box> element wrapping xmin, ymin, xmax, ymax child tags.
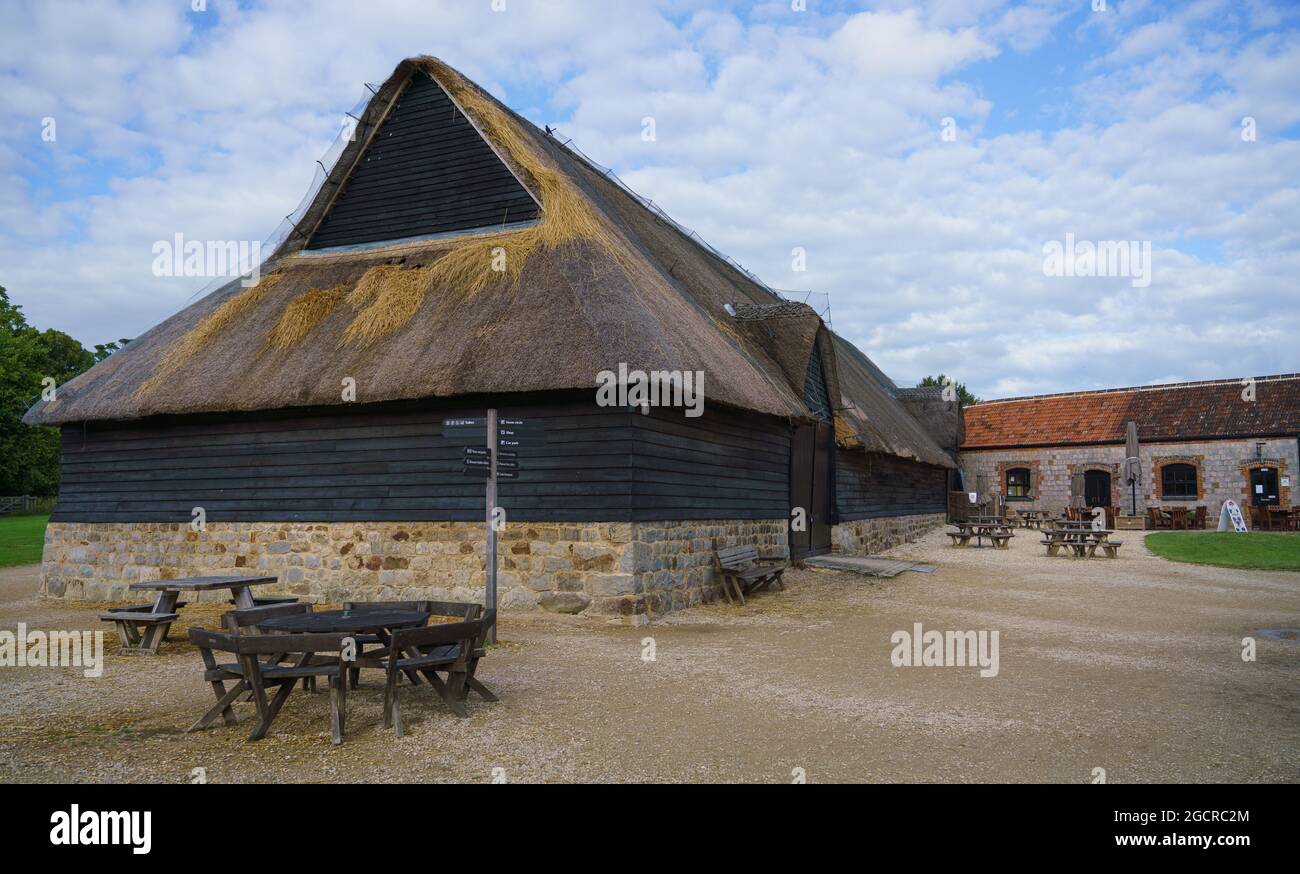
<box><xmin>267</xmin><ymin>284</ymin><xmax>346</xmax><ymax>348</ymax></box>
<box><xmin>135</xmin><ymin>271</ymin><xmax>286</xmax><ymax>398</ymax></box>
<box><xmin>341</xmin><ymin>59</ymin><xmax>635</xmax><ymax>345</ymax></box>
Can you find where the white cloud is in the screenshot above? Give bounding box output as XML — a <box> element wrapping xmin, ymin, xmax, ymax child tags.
<box><xmin>0</xmin><ymin>0</ymin><xmax>1297</xmax><ymax>400</ymax></box>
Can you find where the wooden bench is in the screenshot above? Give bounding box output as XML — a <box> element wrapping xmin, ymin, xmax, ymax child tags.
<box><xmin>99</xmin><ymin>610</ymin><xmax>181</xmax><ymax>654</ymax></box>
<box><xmin>1094</xmin><ymin>539</ymin><xmax>1122</xmax><ymax>558</ymax></box>
<box><xmin>1040</xmin><ymin>538</ymin><xmax>1065</xmax><ymax>557</ymax></box>
<box><xmin>712</xmin><ymin>540</ymin><xmax>785</xmax><ymax>606</ymax></box>
<box><xmin>989</xmin><ymin>533</ymin><xmax>1014</xmax><ymax>548</ymax></box>
<box><xmin>947</xmin><ymin>530</ymin><xmax>972</xmax><ymax>547</ymax></box>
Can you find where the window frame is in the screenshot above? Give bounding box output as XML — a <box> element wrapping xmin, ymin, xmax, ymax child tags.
<box><xmin>1005</xmin><ymin>466</ymin><xmax>1033</xmax><ymax>501</ymax></box>
<box><xmin>1160</xmin><ymin>462</ymin><xmax>1198</xmax><ymax>500</ymax></box>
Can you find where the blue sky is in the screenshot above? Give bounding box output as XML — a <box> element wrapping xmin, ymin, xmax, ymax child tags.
<box><xmin>1</xmin><ymin>0</ymin><xmax>1297</xmax><ymax>399</ymax></box>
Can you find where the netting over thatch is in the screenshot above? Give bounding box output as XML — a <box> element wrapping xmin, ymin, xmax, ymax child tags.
<box><xmin>24</xmin><ymin>55</ymin><xmax>953</xmax><ymax>469</ymax></box>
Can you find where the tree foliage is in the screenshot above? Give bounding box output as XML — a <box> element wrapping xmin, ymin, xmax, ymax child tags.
<box><xmin>918</xmin><ymin>374</ymin><xmax>980</xmax><ymax>406</ymax></box>
<box><xmin>0</xmin><ymin>287</ymin><xmax>122</xmax><ymax>495</ymax></box>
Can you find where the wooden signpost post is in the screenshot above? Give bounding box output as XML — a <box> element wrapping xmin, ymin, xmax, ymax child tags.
<box><xmin>444</xmin><ymin>413</ymin><xmax>546</xmax><ymax>644</ymax></box>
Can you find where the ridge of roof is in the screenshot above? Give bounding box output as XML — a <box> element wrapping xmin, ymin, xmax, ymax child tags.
<box><xmin>971</xmin><ymin>373</ymin><xmax>1300</xmax><ymax>406</ymax></box>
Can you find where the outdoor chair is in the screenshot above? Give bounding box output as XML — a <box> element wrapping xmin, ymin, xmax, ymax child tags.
<box><xmin>186</xmin><ymin>627</ymin><xmax>352</xmax><ymax>745</ymax></box>
<box><xmin>222</xmin><ymin>602</ymin><xmax>319</xmax><ymax>690</ymax></box>
<box><xmin>340</xmin><ymin>600</ymin><xmax>482</xmax><ymax>690</ymax></box>
<box><xmin>1193</xmin><ymin>506</ymin><xmax>1207</xmax><ymax>529</ymax></box>
<box><xmin>373</xmin><ymin>613</ymin><xmax>491</xmax><ymax>735</ymax></box>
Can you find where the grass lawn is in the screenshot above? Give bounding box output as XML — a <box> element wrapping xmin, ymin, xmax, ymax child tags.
<box><xmin>0</xmin><ymin>514</ymin><xmax>49</xmax><ymax>568</ymax></box>
<box><xmin>1146</xmin><ymin>531</ymin><xmax>1300</xmax><ymax>571</ymax></box>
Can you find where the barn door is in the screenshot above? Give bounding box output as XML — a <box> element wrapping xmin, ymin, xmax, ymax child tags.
<box><xmin>790</xmin><ymin>422</ymin><xmax>833</xmax><ymax>559</ymax></box>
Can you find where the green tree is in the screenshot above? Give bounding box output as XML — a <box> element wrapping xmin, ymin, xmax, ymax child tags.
<box><xmin>0</xmin><ymin>287</ymin><xmax>97</xmax><ymax>496</ymax></box>
<box><xmin>918</xmin><ymin>374</ymin><xmax>980</xmax><ymax>406</ymax></box>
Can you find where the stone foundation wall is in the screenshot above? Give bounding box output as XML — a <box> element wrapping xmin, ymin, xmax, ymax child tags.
<box><xmin>39</xmin><ymin>518</ymin><xmax>788</xmax><ymax>624</ymax></box>
<box><xmin>831</xmin><ymin>512</ymin><xmax>947</xmax><ymax>555</ymax></box>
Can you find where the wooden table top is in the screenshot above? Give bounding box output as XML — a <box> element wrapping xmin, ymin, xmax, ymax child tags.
<box><xmin>129</xmin><ymin>575</ymin><xmax>277</xmax><ymax>592</ymax></box>
<box><xmin>258</xmin><ymin>609</ymin><xmax>429</xmax><ymax>634</ymax></box>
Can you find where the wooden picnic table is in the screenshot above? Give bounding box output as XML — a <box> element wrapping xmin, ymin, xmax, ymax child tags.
<box><xmin>131</xmin><ymin>575</ymin><xmax>279</xmax><ymax>610</ymax></box>
<box><xmin>256</xmin><ymin>608</ymin><xmax>429</xmax><ymax>635</ymax></box>
<box><xmin>106</xmin><ymin>575</ymin><xmax>279</xmax><ymax>654</ymax></box>
<box><xmin>1041</xmin><ymin>527</ymin><xmax>1121</xmax><ymax>558</ymax></box>
<box><xmin>259</xmin><ymin>608</ymin><xmax>434</xmax><ymax>692</ymax></box>
<box><xmin>949</xmin><ymin>521</ymin><xmax>1015</xmax><ymax>548</ymax></box>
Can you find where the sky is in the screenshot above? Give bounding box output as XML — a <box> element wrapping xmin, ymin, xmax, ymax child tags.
<box><xmin>1</xmin><ymin>0</ymin><xmax>1298</xmax><ymax>400</ymax></box>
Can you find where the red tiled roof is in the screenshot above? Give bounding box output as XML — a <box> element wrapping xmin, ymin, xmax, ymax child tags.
<box><xmin>962</xmin><ymin>374</ymin><xmax>1300</xmax><ymax>449</ymax></box>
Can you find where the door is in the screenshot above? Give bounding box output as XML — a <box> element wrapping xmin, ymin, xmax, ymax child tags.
<box><xmin>1083</xmin><ymin>470</ymin><xmax>1111</xmax><ymax>508</ymax></box>
<box><xmin>790</xmin><ymin>423</ymin><xmax>833</xmax><ymax>558</ymax></box>
<box><xmin>1250</xmin><ymin>467</ymin><xmax>1280</xmax><ymax>506</ymax></box>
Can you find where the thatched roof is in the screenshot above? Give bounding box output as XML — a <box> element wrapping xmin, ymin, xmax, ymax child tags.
<box><xmin>24</xmin><ymin>56</ymin><xmax>952</xmax><ymax>469</ymax></box>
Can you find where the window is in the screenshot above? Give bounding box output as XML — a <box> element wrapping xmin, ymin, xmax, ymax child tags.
<box><xmin>1006</xmin><ymin>467</ymin><xmax>1031</xmax><ymax>499</ymax></box>
<box><xmin>1161</xmin><ymin>463</ymin><xmax>1198</xmax><ymax>499</ymax></box>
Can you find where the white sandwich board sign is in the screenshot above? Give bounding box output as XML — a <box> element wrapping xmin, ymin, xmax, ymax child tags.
<box><xmin>1217</xmin><ymin>500</ymin><xmax>1249</xmax><ymax>533</ymax></box>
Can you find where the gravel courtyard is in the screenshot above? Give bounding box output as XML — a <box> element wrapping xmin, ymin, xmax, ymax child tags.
<box><xmin>1</xmin><ymin>528</ymin><xmax>1297</xmax><ymax>783</ymax></box>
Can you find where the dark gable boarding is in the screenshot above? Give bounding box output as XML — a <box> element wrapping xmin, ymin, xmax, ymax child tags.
<box><xmin>53</xmin><ymin>394</ymin><xmax>790</xmax><ymax>524</ymax></box>
<box><xmin>835</xmin><ymin>449</ymin><xmax>947</xmax><ymax>521</ymax></box>
<box><xmin>308</xmin><ymin>72</ymin><xmax>540</xmax><ymax>250</ymax></box>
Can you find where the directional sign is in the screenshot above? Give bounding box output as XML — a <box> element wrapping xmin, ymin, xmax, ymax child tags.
<box><xmin>463</xmin><ymin>458</ymin><xmax>490</xmax><ymax>468</ymax></box>
<box><xmin>496</xmin><ymin>459</ymin><xmax>519</xmax><ymax>470</ymax></box>
<box><xmin>464</xmin><ymin>446</ymin><xmax>492</xmax><ymax>458</ymax></box>
<box><xmin>498</xmin><ymin>426</ymin><xmax>545</xmax><ymax>442</ymax></box>
<box><xmin>496</xmin><ymin>449</ymin><xmax>518</xmax><ymax>459</ymax></box>
<box><xmin>495</xmin><ymin>470</ymin><xmax>519</xmax><ymax>479</ymax></box>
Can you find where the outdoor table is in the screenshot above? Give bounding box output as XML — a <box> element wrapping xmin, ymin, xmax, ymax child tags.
<box><xmin>114</xmin><ymin>575</ymin><xmax>278</xmax><ymax>654</ymax></box>
<box><xmin>1266</xmin><ymin>507</ymin><xmax>1295</xmax><ymax>532</ymax></box>
<box><xmin>257</xmin><ymin>608</ymin><xmax>429</xmax><ymax>635</ymax></box>
<box><xmin>130</xmin><ymin>575</ymin><xmax>278</xmax><ymax>611</ymax></box>
<box><xmin>259</xmin><ymin>608</ymin><xmax>432</xmax><ymax>688</ymax></box>
<box><xmin>1042</xmin><ymin>527</ymin><xmax>1116</xmax><ymax>557</ymax></box>
<box><xmin>952</xmin><ymin>521</ymin><xmax>1015</xmax><ymax>548</ymax></box>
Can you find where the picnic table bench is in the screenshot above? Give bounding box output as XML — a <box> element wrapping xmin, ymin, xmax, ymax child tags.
<box><xmin>1040</xmin><ymin>527</ymin><xmax>1123</xmax><ymax>558</ymax></box>
<box><xmin>948</xmin><ymin>521</ymin><xmax>1015</xmax><ymax>549</ymax></box>
<box><xmin>712</xmin><ymin>540</ymin><xmax>785</xmax><ymax>605</ymax></box>
<box><xmin>99</xmin><ymin>575</ymin><xmax>280</xmax><ymax>654</ymax></box>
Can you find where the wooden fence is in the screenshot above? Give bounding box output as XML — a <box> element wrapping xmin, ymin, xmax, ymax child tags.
<box><xmin>0</xmin><ymin>496</ymin><xmax>39</xmax><ymax>516</ymax></box>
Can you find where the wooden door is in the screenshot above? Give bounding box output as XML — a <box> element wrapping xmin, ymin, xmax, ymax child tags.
<box><xmin>790</xmin><ymin>423</ymin><xmax>833</xmax><ymax>558</ymax></box>
<box><xmin>1250</xmin><ymin>467</ymin><xmax>1280</xmax><ymax>506</ymax></box>
<box><xmin>1084</xmin><ymin>470</ymin><xmax>1111</xmax><ymax>508</ymax></box>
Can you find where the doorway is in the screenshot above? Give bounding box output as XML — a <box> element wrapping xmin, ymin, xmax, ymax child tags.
<box><xmin>1250</xmin><ymin>467</ymin><xmax>1280</xmax><ymax>506</ymax></box>
<box><xmin>790</xmin><ymin>422</ymin><xmax>834</xmax><ymax>559</ymax></box>
<box><xmin>1083</xmin><ymin>469</ymin><xmax>1111</xmax><ymax>508</ymax></box>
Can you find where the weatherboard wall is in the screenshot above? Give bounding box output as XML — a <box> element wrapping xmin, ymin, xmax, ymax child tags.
<box><xmin>834</xmin><ymin>449</ymin><xmax>948</xmax><ymax>521</ymax></box>
<box><xmin>51</xmin><ymin>397</ymin><xmax>790</xmax><ymax>525</ymax></box>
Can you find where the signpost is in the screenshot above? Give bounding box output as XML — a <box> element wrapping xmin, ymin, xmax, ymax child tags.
<box><xmin>444</xmin><ymin>412</ymin><xmax>545</xmax><ymax>645</ymax></box>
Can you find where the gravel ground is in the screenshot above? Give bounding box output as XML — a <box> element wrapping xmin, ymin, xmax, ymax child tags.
<box><xmin>1</xmin><ymin>529</ymin><xmax>1297</xmax><ymax>784</ymax></box>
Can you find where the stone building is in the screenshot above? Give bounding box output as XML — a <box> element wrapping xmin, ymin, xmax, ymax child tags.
<box><xmin>961</xmin><ymin>374</ymin><xmax>1300</xmax><ymax>528</ymax></box>
<box><xmin>25</xmin><ymin>56</ymin><xmax>956</xmax><ymax>622</ymax></box>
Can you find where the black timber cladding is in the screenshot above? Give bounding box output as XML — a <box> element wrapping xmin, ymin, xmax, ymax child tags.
<box><xmin>52</xmin><ymin>397</ymin><xmax>789</xmax><ymax>524</ymax></box>
<box><xmin>834</xmin><ymin>449</ymin><xmax>947</xmax><ymax>521</ymax></box>
<box><xmin>307</xmin><ymin>72</ymin><xmax>540</xmax><ymax>249</ymax></box>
